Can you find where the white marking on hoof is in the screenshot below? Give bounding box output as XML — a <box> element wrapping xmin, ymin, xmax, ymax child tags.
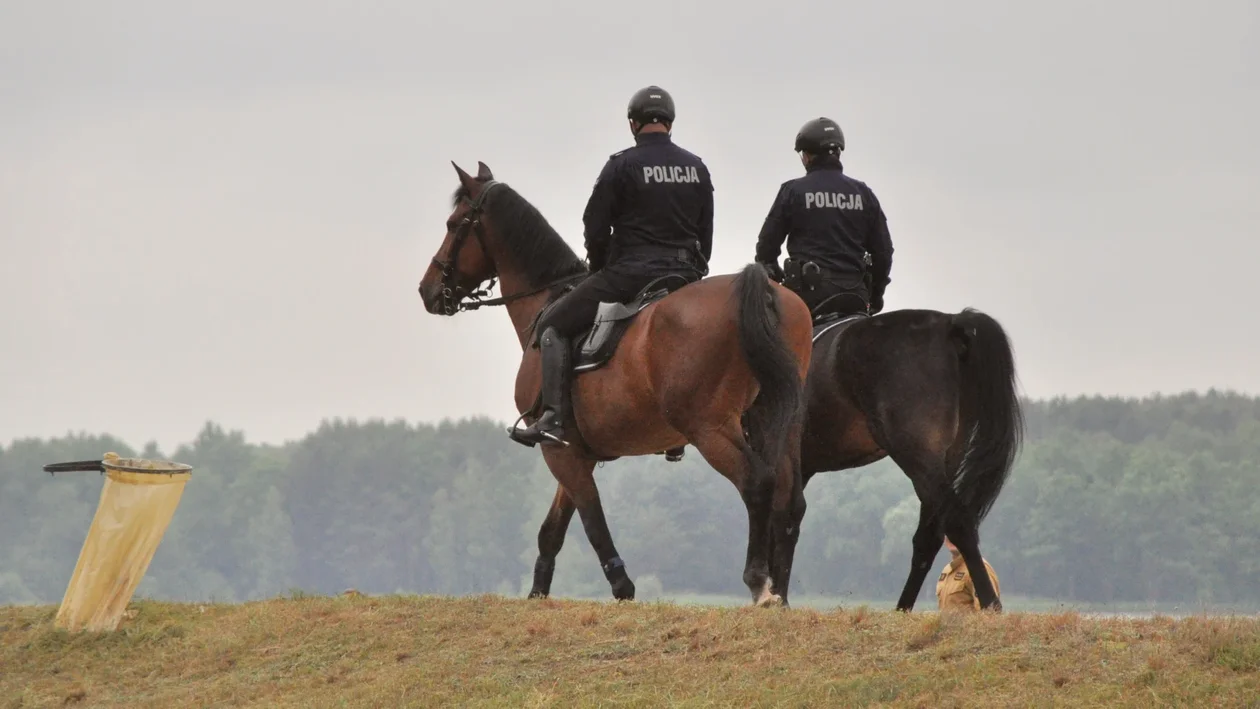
<box><xmin>756</xmin><ymin>592</ymin><xmax>783</xmax><ymax>608</ymax></box>
<box><xmin>754</xmin><ymin>579</ymin><xmax>782</xmax><ymax>608</ymax></box>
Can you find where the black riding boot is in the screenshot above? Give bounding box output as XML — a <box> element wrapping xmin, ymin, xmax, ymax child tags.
<box><xmin>508</xmin><ymin>326</ymin><xmax>572</xmax><ymax>448</ymax></box>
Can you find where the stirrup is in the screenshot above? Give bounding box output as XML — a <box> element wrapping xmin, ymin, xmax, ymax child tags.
<box><xmin>506</xmin><ymin>410</ymin><xmax>570</xmax><ymax>448</ymax></box>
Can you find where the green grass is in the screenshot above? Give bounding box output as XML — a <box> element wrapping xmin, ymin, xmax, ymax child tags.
<box><xmin>3</xmin><ymin>594</ymin><xmax>1260</xmax><ymax>707</ymax></box>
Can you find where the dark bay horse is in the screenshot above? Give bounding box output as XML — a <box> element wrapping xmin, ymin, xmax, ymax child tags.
<box><xmin>418</xmin><ymin>161</ymin><xmax>814</xmax><ymax>606</ymax></box>
<box><xmin>767</xmin><ymin>308</ymin><xmax>1024</xmax><ymax>611</ymax></box>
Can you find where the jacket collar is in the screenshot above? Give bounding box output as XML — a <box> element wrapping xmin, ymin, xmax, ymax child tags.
<box><xmin>806</xmin><ymin>154</ymin><xmax>844</xmax><ymax>173</ymax></box>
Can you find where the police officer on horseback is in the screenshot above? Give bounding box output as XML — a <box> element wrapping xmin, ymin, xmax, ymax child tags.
<box><xmin>754</xmin><ymin>116</ymin><xmax>894</xmax><ymax>320</ymax></box>
<box><xmin>509</xmin><ymin>85</ymin><xmax>714</xmax><ymax>447</ymax></box>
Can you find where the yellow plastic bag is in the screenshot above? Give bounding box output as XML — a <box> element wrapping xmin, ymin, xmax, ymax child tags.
<box><xmin>54</xmin><ymin>452</ymin><xmax>193</xmax><ymax>632</ymax></box>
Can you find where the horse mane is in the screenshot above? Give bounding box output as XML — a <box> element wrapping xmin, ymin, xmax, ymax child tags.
<box><xmin>452</xmin><ymin>179</ymin><xmax>589</xmax><ymax>285</ymax></box>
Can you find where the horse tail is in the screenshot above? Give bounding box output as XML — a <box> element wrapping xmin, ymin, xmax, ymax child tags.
<box><xmin>947</xmin><ymin>308</ymin><xmax>1025</xmax><ymax>524</ymax></box>
<box><xmin>734</xmin><ymin>262</ymin><xmax>804</xmax><ymax>474</ymax></box>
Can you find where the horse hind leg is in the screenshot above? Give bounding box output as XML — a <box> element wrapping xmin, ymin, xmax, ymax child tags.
<box><xmin>894</xmin><ymin>484</ymin><xmax>944</xmax><ymax>611</ymax></box>
<box><xmin>941</xmin><ymin>505</ymin><xmax>1002</xmax><ymax>611</ymax></box>
<box><xmin>862</xmin><ymin>372</ymin><xmax>960</xmax><ymax>611</ymax></box>
<box><xmin>894</xmin><ymin>433</ymin><xmax>1003</xmax><ymax>612</ymax></box>
<box><xmin>890</xmin><ymin>444</ymin><xmax>1000</xmax><ymax>612</ymax></box>
<box><xmin>768</xmin><ymin>429</ymin><xmax>806</xmax><ymax>608</ymax></box>
<box><xmin>937</xmin><ymin>425</ymin><xmax>1003</xmax><ymax>611</ymax></box>
<box><xmin>690</xmin><ymin>422</ymin><xmax>781</xmax><ymax>608</ymax></box>
<box><xmin>883</xmin><ymin>413</ymin><xmax>956</xmax><ymax>611</ymax></box>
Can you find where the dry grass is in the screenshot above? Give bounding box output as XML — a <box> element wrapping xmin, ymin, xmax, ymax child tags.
<box><xmin>3</xmin><ymin>595</ymin><xmax>1260</xmax><ymax>707</ymax></box>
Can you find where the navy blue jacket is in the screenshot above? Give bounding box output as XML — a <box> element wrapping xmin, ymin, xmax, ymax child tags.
<box><xmin>582</xmin><ymin>132</ymin><xmax>714</xmax><ymax>272</ymax></box>
<box><xmin>755</xmin><ymin>157</ymin><xmax>893</xmax><ymax>295</ymax></box>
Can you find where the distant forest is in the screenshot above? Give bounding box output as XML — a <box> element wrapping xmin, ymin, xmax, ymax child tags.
<box><xmin>3</xmin><ymin>391</ymin><xmax>1259</xmax><ymax>610</ymax></box>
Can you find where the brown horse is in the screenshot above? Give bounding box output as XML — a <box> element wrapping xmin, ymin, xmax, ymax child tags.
<box><xmin>418</xmin><ymin>161</ymin><xmax>814</xmax><ymax>605</ymax></box>
<box><xmin>766</xmin><ymin>308</ymin><xmax>1024</xmax><ymax>612</ymax></box>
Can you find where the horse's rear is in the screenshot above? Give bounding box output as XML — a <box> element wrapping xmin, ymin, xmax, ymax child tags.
<box><xmin>790</xmin><ymin>307</ymin><xmax>1023</xmax><ymax>610</ymax></box>
<box><xmin>566</xmin><ymin>262</ymin><xmax>814</xmax><ymax>604</ymax></box>
<box><xmin>796</xmin><ymin>310</ymin><xmax>956</xmax><ymax>473</ymax></box>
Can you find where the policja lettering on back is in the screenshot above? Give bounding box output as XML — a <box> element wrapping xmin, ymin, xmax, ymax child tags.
<box><xmin>804</xmin><ymin>191</ymin><xmax>864</xmax><ymax>210</ymax></box>
<box><xmin>643</xmin><ymin>165</ymin><xmax>702</xmax><ymax>184</ymax></box>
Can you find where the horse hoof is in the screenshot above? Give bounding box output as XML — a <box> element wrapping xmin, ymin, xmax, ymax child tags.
<box><xmin>611</xmin><ymin>578</ymin><xmax>636</xmax><ymax>601</ymax></box>
<box><xmin>527</xmin><ymin>590</ymin><xmax>548</xmax><ymax>599</ymax></box>
<box><xmin>755</xmin><ymin>593</ymin><xmax>783</xmax><ymax>608</ymax></box>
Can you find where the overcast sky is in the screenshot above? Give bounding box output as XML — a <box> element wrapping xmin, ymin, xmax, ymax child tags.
<box><xmin>2</xmin><ymin>0</ymin><xmax>1257</xmax><ymax>451</ymax></box>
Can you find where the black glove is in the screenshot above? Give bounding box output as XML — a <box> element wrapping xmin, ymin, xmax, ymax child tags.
<box><xmin>760</xmin><ymin>260</ymin><xmax>785</xmax><ymax>283</ymax></box>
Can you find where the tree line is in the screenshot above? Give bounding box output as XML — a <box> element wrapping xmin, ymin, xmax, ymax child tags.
<box><xmin>2</xmin><ymin>390</ymin><xmax>1258</xmax><ymax>609</ymax></box>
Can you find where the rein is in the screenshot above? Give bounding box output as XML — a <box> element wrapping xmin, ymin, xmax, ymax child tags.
<box><xmin>432</xmin><ymin>179</ymin><xmax>586</xmax><ymax>315</ymax></box>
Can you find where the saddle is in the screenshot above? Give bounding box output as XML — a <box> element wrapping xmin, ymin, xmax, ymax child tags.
<box><xmin>530</xmin><ymin>273</ymin><xmax>693</xmax><ymax>462</ymax></box>
<box><xmin>811</xmin><ymin>310</ymin><xmax>868</xmax><ymax>343</ymax></box>
<box><xmin>530</xmin><ymin>273</ymin><xmax>693</xmax><ymax>374</ymax></box>
<box><xmin>571</xmin><ymin>276</ymin><xmax>685</xmax><ymax>372</ymax></box>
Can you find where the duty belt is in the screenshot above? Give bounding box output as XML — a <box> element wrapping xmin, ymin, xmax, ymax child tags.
<box><xmin>783</xmin><ymin>257</ymin><xmax>867</xmax><ymax>292</ymax></box>
<box><xmin>618</xmin><ymin>243</ymin><xmax>703</xmax><ymax>265</ymax></box>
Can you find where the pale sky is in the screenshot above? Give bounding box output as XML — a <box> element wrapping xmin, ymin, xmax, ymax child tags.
<box><xmin>2</xmin><ymin>0</ymin><xmax>1257</xmax><ymax>451</ymax></box>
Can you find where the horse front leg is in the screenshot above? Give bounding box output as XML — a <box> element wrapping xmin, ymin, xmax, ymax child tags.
<box><xmin>541</xmin><ymin>448</ymin><xmax>635</xmax><ymax>601</ymax></box>
<box><xmin>528</xmin><ymin>482</ymin><xmax>576</xmax><ymax>599</ymax></box>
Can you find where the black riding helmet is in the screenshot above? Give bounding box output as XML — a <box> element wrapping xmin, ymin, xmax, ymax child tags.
<box><xmin>627</xmin><ymin>86</ymin><xmax>676</xmax><ymax>125</ymax></box>
<box><xmin>795</xmin><ymin>117</ymin><xmax>845</xmax><ymax>154</ymax></box>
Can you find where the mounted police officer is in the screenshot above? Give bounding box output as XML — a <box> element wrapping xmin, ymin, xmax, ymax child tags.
<box><xmin>754</xmin><ymin>117</ymin><xmax>894</xmax><ymax>320</ymax></box>
<box><xmin>509</xmin><ymin>85</ymin><xmax>714</xmax><ymax>447</ymax></box>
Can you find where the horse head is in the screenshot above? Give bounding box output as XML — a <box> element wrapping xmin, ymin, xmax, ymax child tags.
<box><xmin>418</xmin><ymin>161</ymin><xmax>500</xmax><ymax>315</ymax></box>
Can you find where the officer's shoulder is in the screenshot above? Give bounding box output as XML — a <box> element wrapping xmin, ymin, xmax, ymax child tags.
<box><xmin>777</xmin><ymin>176</ymin><xmax>802</xmax><ymax>193</ymax></box>
<box><xmin>606</xmin><ymin>146</ymin><xmax>633</xmax><ymax>162</ymax></box>
<box><xmin>666</xmin><ymin>141</ymin><xmax>708</xmax><ymax>163</ymax></box>
<box><xmin>838</xmin><ymin>171</ymin><xmax>870</xmax><ymax>187</ymax></box>
<box><xmin>681</xmin><ymin>147</ymin><xmax>707</xmax><ymax>163</ymax></box>
<box><xmin>597</xmin><ymin>148</ymin><xmax>636</xmax><ymax>178</ymax></box>
<box><xmin>842</xmin><ymin>172</ymin><xmax>879</xmax><ymax>194</ymax></box>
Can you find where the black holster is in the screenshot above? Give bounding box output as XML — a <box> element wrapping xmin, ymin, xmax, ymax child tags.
<box><xmin>783</xmin><ymin>258</ymin><xmax>824</xmax><ymax>293</ymax></box>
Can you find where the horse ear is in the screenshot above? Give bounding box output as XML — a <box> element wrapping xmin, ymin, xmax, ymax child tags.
<box><xmin>451</xmin><ymin>161</ymin><xmax>473</xmax><ymax>187</ymax></box>
<box><xmin>476</xmin><ymin>161</ymin><xmax>494</xmax><ymax>180</ymax></box>
<box><xmin>451</xmin><ymin>161</ymin><xmax>478</xmax><ymax>193</ymax></box>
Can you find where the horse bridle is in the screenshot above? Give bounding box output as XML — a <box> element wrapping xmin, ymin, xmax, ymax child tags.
<box><xmin>430</xmin><ymin>179</ymin><xmax>586</xmax><ymax>316</ymax></box>
<box><xmin>431</xmin><ymin>180</ymin><xmax>502</xmax><ymax>316</ymax></box>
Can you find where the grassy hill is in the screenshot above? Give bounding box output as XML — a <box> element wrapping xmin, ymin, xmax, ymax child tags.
<box><xmin>4</xmin><ymin>595</ymin><xmax>1260</xmax><ymax>707</ymax></box>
